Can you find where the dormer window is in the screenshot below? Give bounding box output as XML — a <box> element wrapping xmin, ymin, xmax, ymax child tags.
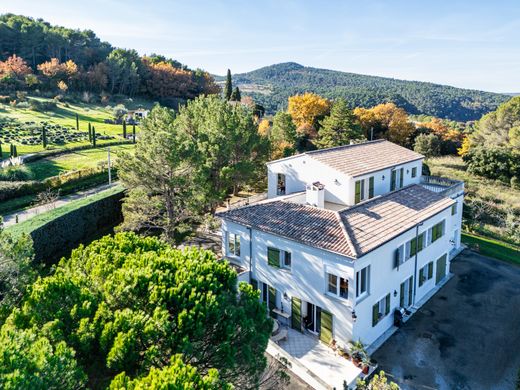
<box><xmin>277</xmin><ymin>173</ymin><xmax>286</xmax><ymax>195</ymax></box>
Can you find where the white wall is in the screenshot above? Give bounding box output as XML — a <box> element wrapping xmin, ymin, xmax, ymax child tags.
<box><xmin>221</xmin><ymin>220</ymin><xmax>252</xmax><ymax>270</ymax></box>
<box><xmin>351</xmin><ymin>206</ymin><xmax>453</xmax><ymax>346</ymax></box>
<box><xmin>267</xmin><ymin>155</ymin><xmax>423</xmax><ymax>206</ymax></box>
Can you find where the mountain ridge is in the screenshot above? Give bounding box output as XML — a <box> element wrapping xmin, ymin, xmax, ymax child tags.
<box><xmin>216</xmin><ymin>62</ymin><xmax>511</xmax><ymax>121</ymax></box>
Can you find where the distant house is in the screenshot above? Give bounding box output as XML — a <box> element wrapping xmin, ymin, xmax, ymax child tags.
<box><xmin>217</xmin><ymin>140</ymin><xmax>464</xmax><ymax>350</ymax></box>
<box><xmin>125</xmin><ymin>109</ymin><xmax>149</xmax><ymax>124</ymax></box>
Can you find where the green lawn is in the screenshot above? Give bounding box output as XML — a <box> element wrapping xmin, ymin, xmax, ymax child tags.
<box><xmin>6</xmin><ymin>185</ymin><xmax>125</xmax><ymax>237</ymax></box>
<box><xmin>24</xmin><ymin>144</ymin><xmax>134</xmax><ymax>181</ymax></box>
<box><xmin>462</xmin><ymin>232</ymin><xmax>520</xmax><ymax>265</ymax></box>
<box><xmin>0</xmin><ymin>96</ymin><xmax>148</xmax><ymax>157</ymax></box>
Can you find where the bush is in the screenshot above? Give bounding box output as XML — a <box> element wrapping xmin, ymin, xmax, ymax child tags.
<box><xmin>463</xmin><ymin>147</ymin><xmax>514</xmax><ymax>182</ymax></box>
<box><xmin>422</xmin><ymin>162</ymin><xmax>431</xmax><ymax>176</ymax></box>
<box><xmin>414</xmin><ymin>133</ymin><xmax>441</xmax><ymax>158</ymax></box>
<box><xmin>15</xmin><ymin>101</ymin><xmax>29</xmax><ymax>109</ymax></box>
<box><xmin>511</xmin><ymin>176</ymin><xmax>520</xmax><ymax>190</ymax></box>
<box><xmin>0</xmin><ymin>165</ymin><xmax>32</xmax><ymax>181</ymax></box>
<box><xmin>28</xmin><ymin>99</ymin><xmax>57</xmax><ymax>112</ymax></box>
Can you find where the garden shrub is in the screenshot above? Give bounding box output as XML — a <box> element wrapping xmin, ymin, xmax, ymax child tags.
<box><xmin>28</xmin><ymin>99</ymin><xmax>57</xmax><ymax>112</ymax></box>
<box><xmin>0</xmin><ymin>165</ymin><xmax>32</xmax><ymax>181</ymax></box>
<box><xmin>463</xmin><ymin>147</ymin><xmax>515</xmax><ymax>182</ymax></box>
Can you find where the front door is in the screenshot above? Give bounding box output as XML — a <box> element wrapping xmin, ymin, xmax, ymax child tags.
<box><xmin>400</xmin><ymin>276</ymin><xmax>413</xmax><ymax>308</ymax></box>
<box><xmin>291</xmin><ymin>297</ymin><xmax>302</xmax><ymax>332</ymax></box>
<box><xmin>304</xmin><ymin>302</ymin><xmax>321</xmax><ymax>334</ymax></box>
<box><xmin>320</xmin><ymin>310</ymin><xmax>333</xmax><ymax>344</ymax></box>
<box><xmin>436</xmin><ymin>254</ymin><xmax>447</xmax><ymax>284</ymax></box>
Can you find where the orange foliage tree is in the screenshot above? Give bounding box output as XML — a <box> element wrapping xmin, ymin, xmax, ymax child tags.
<box><xmin>287</xmin><ymin>92</ymin><xmax>330</xmax><ymax>137</ymax></box>
<box><xmin>0</xmin><ymin>54</ymin><xmax>32</xmax><ymax>78</ymax></box>
<box><xmin>143</xmin><ymin>59</ymin><xmax>197</xmax><ymax>98</ymax></box>
<box><xmin>37</xmin><ymin>58</ymin><xmax>78</xmax><ymax>87</ymax></box>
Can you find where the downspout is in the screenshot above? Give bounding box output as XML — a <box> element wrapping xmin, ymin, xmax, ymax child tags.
<box><xmin>247</xmin><ymin>227</ymin><xmax>253</xmax><ymax>283</ymax></box>
<box><xmin>412</xmin><ymin>222</ymin><xmax>424</xmax><ymax>305</ymax></box>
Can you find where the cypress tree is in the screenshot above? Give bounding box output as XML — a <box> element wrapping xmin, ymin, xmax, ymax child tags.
<box><xmin>0</xmin><ymin>142</ymin><xmax>3</xmax><ymax>159</ymax></box>
<box><xmin>92</xmin><ymin>126</ymin><xmax>96</xmax><ymax>147</ymax></box>
<box><xmin>230</xmin><ymin>86</ymin><xmax>241</xmax><ymax>102</ymax></box>
<box><xmin>88</xmin><ymin>122</ymin><xmax>92</xmax><ymax>142</ymax></box>
<box><xmin>132</xmin><ymin>124</ymin><xmax>136</xmax><ymax>144</ymax></box>
<box><xmin>13</xmin><ymin>145</ymin><xmax>17</xmax><ymax>157</ymax></box>
<box><xmin>76</xmin><ymin>113</ymin><xmax>79</xmax><ymax>130</ymax></box>
<box><xmin>123</xmin><ymin>120</ymin><xmax>127</xmax><ymax>139</ymax></box>
<box><xmin>224</xmin><ymin>69</ymin><xmax>232</xmax><ymax>100</ymax></box>
<box><xmin>9</xmin><ymin>143</ymin><xmax>13</xmax><ymax>157</ymax></box>
<box><xmin>42</xmin><ymin>127</ymin><xmax>47</xmax><ymax>148</ymax></box>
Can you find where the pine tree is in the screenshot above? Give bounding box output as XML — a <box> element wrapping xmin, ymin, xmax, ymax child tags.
<box><xmin>224</xmin><ymin>69</ymin><xmax>232</xmax><ymax>100</ymax></box>
<box><xmin>75</xmin><ymin>113</ymin><xmax>79</xmax><ymax>130</ymax></box>
<box><xmin>230</xmin><ymin>86</ymin><xmax>241</xmax><ymax>102</ymax></box>
<box><xmin>317</xmin><ymin>98</ymin><xmax>363</xmax><ymax>148</ymax></box>
<box><xmin>123</xmin><ymin>120</ymin><xmax>127</xmax><ymax>139</ymax></box>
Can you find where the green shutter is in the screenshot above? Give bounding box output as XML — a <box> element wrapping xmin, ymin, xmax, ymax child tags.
<box><xmin>410</xmin><ymin>238</ymin><xmax>417</xmax><ymax>257</ymax></box>
<box><xmin>418</xmin><ymin>233</ymin><xmax>424</xmax><ymax>252</ymax></box>
<box><xmin>369</xmin><ymin>176</ymin><xmax>374</xmax><ymax>198</ymax></box>
<box><xmin>399</xmin><ymin>168</ymin><xmax>404</xmax><ymax>188</ymax></box>
<box><xmin>399</xmin><ymin>282</ymin><xmax>405</xmax><ymax>308</ymax></box>
<box><xmin>355</xmin><ymin>180</ymin><xmax>361</xmax><ymax>204</ymax></box>
<box><xmin>267</xmin><ymin>248</ymin><xmax>280</xmax><ymax>268</ymax></box>
<box><xmin>408</xmin><ymin>276</ymin><xmax>413</xmax><ymax>305</ymax></box>
<box><xmin>372</xmin><ymin>303</ymin><xmax>379</xmax><ymax>327</ymax></box>
<box><xmin>385</xmin><ymin>294</ymin><xmax>390</xmax><ymax>315</ymax></box>
<box><xmin>391</xmin><ymin>170</ymin><xmax>396</xmax><ymax>191</ymax></box>
<box><xmin>428</xmin><ymin>262</ymin><xmax>433</xmax><ymax>279</ymax></box>
<box><xmin>268</xmin><ymin>286</ymin><xmax>277</xmax><ymax>318</ymax></box>
<box><xmin>394</xmin><ymin>247</ymin><xmax>401</xmax><ymax>268</ymax></box>
<box><xmin>320</xmin><ymin>310</ymin><xmax>333</xmax><ymax>344</ymax></box>
<box><xmin>419</xmin><ymin>268</ymin><xmax>424</xmax><ymax>287</ymax></box>
<box><xmin>291</xmin><ymin>297</ymin><xmax>302</xmax><ymax>332</ymax></box>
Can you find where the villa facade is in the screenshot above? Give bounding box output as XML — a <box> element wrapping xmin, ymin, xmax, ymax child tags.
<box><xmin>217</xmin><ymin>140</ymin><xmax>464</xmax><ymax>350</ymax></box>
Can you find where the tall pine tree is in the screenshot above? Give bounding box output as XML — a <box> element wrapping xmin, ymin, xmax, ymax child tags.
<box><xmin>224</xmin><ymin>69</ymin><xmax>232</xmax><ymax>100</ymax></box>
<box><xmin>230</xmin><ymin>87</ymin><xmax>241</xmax><ymax>102</ymax></box>
<box><xmin>317</xmin><ymin>98</ymin><xmax>363</xmax><ymax>148</ymax></box>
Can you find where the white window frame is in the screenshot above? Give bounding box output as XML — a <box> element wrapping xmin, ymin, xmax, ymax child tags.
<box><xmin>326</xmin><ymin>273</ymin><xmax>349</xmax><ymax>299</ymax></box>
<box><xmin>411</xmin><ymin>167</ymin><xmax>417</xmax><ymax>178</ymax></box>
<box><xmin>227</xmin><ymin>232</ymin><xmax>240</xmax><ymax>257</ymax></box>
<box><xmin>276</xmin><ymin>173</ymin><xmax>286</xmax><ymax>196</ymax></box>
<box><xmin>281</xmin><ymin>250</ymin><xmax>291</xmax><ymax>270</ymax></box>
<box><xmin>356</xmin><ymin>265</ymin><xmax>370</xmax><ymax>299</ymax></box>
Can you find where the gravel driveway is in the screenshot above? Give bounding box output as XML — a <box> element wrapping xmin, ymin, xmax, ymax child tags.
<box><xmin>373</xmin><ymin>250</ymin><xmax>520</xmax><ymax>390</ymax></box>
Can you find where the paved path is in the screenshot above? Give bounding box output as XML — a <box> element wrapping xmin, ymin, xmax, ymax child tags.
<box><xmin>2</xmin><ymin>182</ymin><xmax>120</xmax><ymax>227</ymax></box>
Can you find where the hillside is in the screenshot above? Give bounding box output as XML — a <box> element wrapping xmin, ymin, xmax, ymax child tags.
<box><xmin>218</xmin><ymin>62</ymin><xmax>511</xmax><ymax>121</ymax></box>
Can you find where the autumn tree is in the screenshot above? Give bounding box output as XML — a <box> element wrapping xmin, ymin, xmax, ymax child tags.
<box><xmin>287</xmin><ymin>92</ymin><xmax>330</xmax><ymax>136</ymax></box>
<box><xmin>1</xmin><ymin>233</ymin><xmax>272</xmax><ymax>389</ymax></box>
<box><xmin>354</xmin><ymin>103</ymin><xmax>415</xmax><ymax>147</ymax></box>
<box><xmin>0</xmin><ymin>54</ymin><xmax>33</xmax><ymax>91</ymax></box>
<box><xmin>142</xmin><ymin>59</ymin><xmax>197</xmax><ymax>99</ymax></box>
<box><xmin>317</xmin><ymin>98</ymin><xmax>363</xmax><ymax>148</ymax></box>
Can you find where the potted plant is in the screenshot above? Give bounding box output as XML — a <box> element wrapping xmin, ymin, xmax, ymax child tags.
<box><xmin>349</xmin><ymin>340</ymin><xmax>369</xmax><ymax>370</ymax></box>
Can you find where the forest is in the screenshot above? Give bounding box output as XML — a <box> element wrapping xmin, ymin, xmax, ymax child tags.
<box><xmin>220</xmin><ymin>62</ymin><xmax>511</xmax><ymax>121</ymax></box>
<box><xmin>0</xmin><ymin>14</ymin><xmax>219</xmax><ymax>106</ymax></box>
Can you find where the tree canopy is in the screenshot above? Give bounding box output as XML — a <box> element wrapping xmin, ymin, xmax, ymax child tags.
<box><xmin>316</xmin><ymin>98</ymin><xmax>363</xmax><ymax>148</ymax></box>
<box><xmin>0</xmin><ymin>232</ymin><xmax>272</xmax><ymax>389</ymax></box>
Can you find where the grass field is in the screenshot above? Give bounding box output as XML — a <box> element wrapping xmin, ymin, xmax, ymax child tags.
<box><xmin>0</xmin><ymin>96</ymin><xmax>149</xmax><ymax>157</ymax></box>
<box><xmin>23</xmin><ymin>143</ymin><xmax>134</xmax><ymax>181</ymax></box>
<box><xmin>6</xmin><ymin>185</ymin><xmax>125</xmax><ymax>237</ymax></box>
<box><xmin>462</xmin><ymin>232</ymin><xmax>520</xmax><ymax>265</ymax></box>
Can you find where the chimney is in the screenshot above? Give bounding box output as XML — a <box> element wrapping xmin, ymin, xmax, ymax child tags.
<box><xmin>306</xmin><ymin>182</ymin><xmax>325</xmax><ymax>208</ymax></box>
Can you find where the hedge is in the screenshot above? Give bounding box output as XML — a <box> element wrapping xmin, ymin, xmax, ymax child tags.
<box><xmin>8</xmin><ymin>186</ymin><xmax>125</xmax><ymax>263</ymax></box>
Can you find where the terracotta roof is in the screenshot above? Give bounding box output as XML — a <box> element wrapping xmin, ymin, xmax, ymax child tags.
<box><xmin>218</xmin><ymin>185</ymin><xmax>454</xmax><ymax>259</ymax></box>
<box><xmin>306</xmin><ymin>140</ymin><xmax>424</xmax><ymax>177</ymax></box>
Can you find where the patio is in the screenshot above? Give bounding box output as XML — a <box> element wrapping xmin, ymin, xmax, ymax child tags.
<box><xmin>267</xmin><ymin>327</ymin><xmax>363</xmax><ymax>390</ymax></box>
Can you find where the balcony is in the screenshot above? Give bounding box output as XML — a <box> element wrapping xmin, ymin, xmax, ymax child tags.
<box><xmin>420</xmin><ymin>175</ymin><xmax>464</xmax><ymax>198</ymax></box>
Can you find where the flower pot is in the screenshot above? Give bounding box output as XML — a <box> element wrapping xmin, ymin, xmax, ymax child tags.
<box><xmin>362</xmin><ymin>365</ymin><xmax>369</xmax><ymax>375</ymax></box>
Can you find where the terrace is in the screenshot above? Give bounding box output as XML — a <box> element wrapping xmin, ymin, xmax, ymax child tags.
<box><xmin>419</xmin><ymin>175</ymin><xmax>464</xmax><ymax>198</ymax></box>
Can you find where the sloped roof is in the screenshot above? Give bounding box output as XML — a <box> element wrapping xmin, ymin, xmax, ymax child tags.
<box><xmin>218</xmin><ymin>185</ymin><xmax>454</xmax><ymax>259</ymax></box>
<box><xmin>306</xmin><ymin>140</ymin><xmax>424</xmax><ymax>177</ymax></box>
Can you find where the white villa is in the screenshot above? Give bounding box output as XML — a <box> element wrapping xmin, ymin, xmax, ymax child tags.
<box><xmin>217</xmin><ymin>139</ymin><xmax>464</xmax><ymax>354</ymax></box>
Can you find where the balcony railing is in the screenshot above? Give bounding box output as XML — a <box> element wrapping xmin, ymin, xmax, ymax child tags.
<box><xmin>420</xmin><ymin>175</ymin><xmax>464</xmax><ymax>198</ymax></box>
<box><xmin>226</xmin><ymin>192</ymin><xmax>267</xmax><ymax>210</ymax></box>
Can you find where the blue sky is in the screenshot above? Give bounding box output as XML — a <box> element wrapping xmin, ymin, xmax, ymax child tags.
<box><xmin>3</xmin><ymin>0</ymin><xmax>520</xmax><ymax>92</ymax></box>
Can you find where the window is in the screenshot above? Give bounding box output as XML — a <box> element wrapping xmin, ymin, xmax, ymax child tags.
<box><xmin>451</xmin><ymin>203</ymin><xmax>457</xmax><ymax>215</ymax></box>
<box><xmin>411</xmin><ymin>167</ymin><xmax>417</xmax><ymax>178</ymax></box>
<box><xmin>327</xmin><ymin>273</ymin><xmax>349</xmax><ymax>299</ymax></box>
<box><xmin>356</xmin><ymin>266</ymin><xmax>369</xmax><ymax>298</ymax></box>
<box><xmin>267</xmin><ymin>247</ymin><xmax>291</xmax><ymax>269</ymax></box>
<box><xmin>429</xmin><ymin>220</ymin><xmax>445</xmax><ymax>243</ymax></box>
<box><xmin>355</xmin><ymin>176</ymin><xmax>375</xmax><ymax>204</ymax></box>
<box><xmin>372</xmin><ymin>293</ymin><xmax>391</xmax><ymax>326</ymax></box>
<box><xmin>419</xmin><ymin>262</ymin><xmax>434</xmax><ymax>287</ymax></box>
<box><xmin>228</xmin><ymin>232</ymin><xmax>240</xmax><ymax>257</ymax></box>
<box><xmin>276</xmin><ymin>173</ymin><xmax>286</xmax><ymax>195</ymax></box>
<box><xmin>327</xmin><ymin>274</ymin><xmax>338</xmax><ymax>294</ymax></box>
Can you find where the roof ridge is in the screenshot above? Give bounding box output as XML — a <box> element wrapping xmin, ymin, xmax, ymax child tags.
<box><xmin>334</xmin><ymin>211</ymin><xmax>358</xmax><ymax>258</ymax></box>
<box><xmin>306</xmin><ymin>139</ymin><xmax>385</xmax><ymax>156</ymax></box>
